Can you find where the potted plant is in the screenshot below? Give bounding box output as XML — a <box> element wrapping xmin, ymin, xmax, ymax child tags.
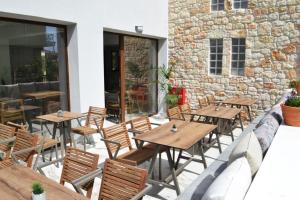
<box><xmin>281</xmin><ymin>96</ymin><xmax>300</xmax><ymax>127</ymax></box>
<box><xmin>171</xmin><ymin>124</ymin><xmax>177</xmax><ymax>132</ymax></box>
<box><xmin>289</xmin><ymin>79</ymin><xmax>300</xmax><ymax>95</ymax></box>
<box><xmin>159</xmin><ymin>59</ymin><xmax>179</xmax><ymax>108</ymax></box>
<box><xmin>32</xmin><ymin>181</ymin><xmax>45</xmax><ymax>200</ymax></box>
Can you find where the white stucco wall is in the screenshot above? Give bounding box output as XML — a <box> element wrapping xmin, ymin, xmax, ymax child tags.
<box><xmin>0</xmin><ymin>0</ymin><xmax>168</xmax><ymax>112</ymax></box>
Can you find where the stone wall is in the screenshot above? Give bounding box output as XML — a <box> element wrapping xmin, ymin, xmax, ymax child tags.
<box><xmin>169</xmin><ymin>0</ymin><xmax>300</xmax><ymax>112</ymax></box>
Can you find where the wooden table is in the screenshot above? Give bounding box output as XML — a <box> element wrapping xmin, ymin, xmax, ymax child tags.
<box><xmin>222</xmin><ymin>97</ymin><xmax>256</xmax><ymax>121</ymax></box>
<box><xmin>23</xmin><ymin>91</ymin><xmax>63</xmax><ymax>100</ymax></box>
<box><xmin>190</xmin><ymin>106</ymin><xmax>243</xmax><ymax>141</ymax></box>
<box><xmin>0</xmin><ymin>165</ymin><xmax>88</xmax><ymax>200</ymax></box>
<box><xmin>134</xmin><ymin>120</ymin><xmax>217</xmax><ymax>195</ymax></box>
<box><xmin>36</xmin><ymin>111</ymin><xmax>83</xmax><ymax>156</ymax></box>
<box><xmin>245</xmin><ymin>125</ymin><xmax>300</xmax><ymax>200</ymax></box>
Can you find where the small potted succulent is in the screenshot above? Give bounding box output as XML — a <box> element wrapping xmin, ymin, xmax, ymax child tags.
<box><xmin>290</xmin><ymin>79</ymin><xmax>300</xmax><ymax>95</ymax></box>
<box><xmin>171</xmin><ymin>124</ymin><xmax>177</xmax><ymax>132</ymax></box>
<box><xmin>281</xmin><ymin>95</ymin><xmax>300</xmax><ymax>127</ymax></box>
<box><xmin>57</xmin><ymin>109</ymin><xmax>64</xmax><ymax>117</ymax></box>
<box><xmin>32</xmin><ymin>181</ymin><xmax>45</xmax><ymax>200</ymax></box>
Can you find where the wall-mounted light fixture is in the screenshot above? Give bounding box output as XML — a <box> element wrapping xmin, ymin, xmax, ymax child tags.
<box><xmin>135</xmin><ymin>26</ymin><xmax>143</xmax><ymax>33</ymax></box>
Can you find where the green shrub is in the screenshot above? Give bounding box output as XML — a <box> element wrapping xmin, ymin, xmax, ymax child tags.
<box><xmin>166</xmin><ymin>94</ymin><xmax>179</xmax><ymax>108</ymax></box>
<box><xmin>290</xmin><ymin>79</ymin><xmax>300</xmax><ymax>88</ymax></box>
<box><xmin>285</xmin><ymin>96</ymin><xmax>300</xmax><ymax>107</ymax></box>
<box><xmin>32</xmin><ymin>181</ymin><xmax>44</xmax><ymax>195</ymax></box>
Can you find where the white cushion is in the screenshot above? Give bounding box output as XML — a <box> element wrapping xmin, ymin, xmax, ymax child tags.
<box><xmin>202</xmin><ymin>157</ymin><xmax>251</xmax><ymax>200</ymax></box>
<box><xmin>229</xmin><ymin>131</ymin><xmax>262</xmax><ymax>176</ymax></box>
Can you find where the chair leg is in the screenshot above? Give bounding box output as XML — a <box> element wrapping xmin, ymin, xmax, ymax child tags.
<box><xmin>159</xmin><ymin>153</ymin><xmax>162</xmax><ymax>180</ymax></box>
<box><xmin>83</xmin><ymin>136</ymin><xmax>86</xmax><ymax>151</ymax></box>
<box><xmin>55</xmin><ymin>144</ymin><xmax>59</xmax><ymax>167</ymax></box>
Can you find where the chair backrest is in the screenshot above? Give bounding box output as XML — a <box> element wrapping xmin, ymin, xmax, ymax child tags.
<box><xmin>206</xmin><ymin>95</ymin><xmax>215</xmax><ymax>105</ymax></box>
<box><xmin>0</xmin><ymin>123</ymin><xmax>16</xmax><ymax>153</ymax></box>
<box><xmin>99</xmin><ymin>159</ymin><xmax>148</xmax><ymax>200</ymax></box>
<box><xmin>13</xmin><ymin>129</ymin><xmax>38</xmax><ymax>167</ymax></box>
<box><xmin>0</xmin><ymin>99</ymin><xmax>25</xmax><ymax>124</ymax></box>
<box><xmin>86</xmin><ymin>106</ymin><xmax>106</xmax><ymax>129</ymax></box>
<box><xmin>167</xmin><ymin>106</ymin><xmax>184</xmax><ymax>121</ymax></box>
<box><xmin>102</xmin><ymin>123</ymin><xmax>132</xmax><ymax>159</ymax></box>
<box><xmin>6</xmin><ymin>121</ymin><xmax>28</xmax><ymax>132</ymax></box>
<box><xmin>60</xmin><ymin>147</ymin><xmax>99</xmax><ymax>198</ymax></box>
<box><xmin>130</xmin><ymin>116</ymin><xmax>152</xmax><ymax>133</ymax></box>
<box><xmin>179</xmin><ymin>104</ymin><xmax>191</xmax><ymax>114</ymax></box>
<box><xmin>199</xmin><ymin>97</ymin><xmax>209</xmax><ymax>108</ymax></box>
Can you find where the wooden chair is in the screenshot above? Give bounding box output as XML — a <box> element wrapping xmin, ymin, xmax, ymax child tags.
<box><xmin>72</xmin><ymin>106</ymin><xmax>106</xmax><ymax>151</ymax></box>
<box><xmin>198</xmin><ymin>97</ymin><xmax>209</xmax><ymax>108</ymax></box>
<box><xmin>70</xmin><ymin>159</ymin><xmax>152</xmax><ymax>200</ymax></box>
<box><xmin>37</xmin><ymin>147</ymin><xmax>99</xmax><ymax>198</ymax></box>
<box><xmin>6</xmin><ymin>121</ymin><xmax>60</xmax><ymax>164</ymax></box>
<box><xmin>179</xmin><ymin>103</ymin><xmax>194</xmax><ymax>121</ymax></box>
<box><xmin>0</xmin><ymin>129</ymin><xmax>40</xmax><ymax>169</ymax></box>
<box><xmin>129</xmin><ymin>116</ymin><xmax>167</xmax><ymax>180</ymax></box>
<box><xmin>101</xmin><ymin>122</ymin><xmax>156</xmax><ymax>166</ymax></box>
<box><xmin>206</xmin><ymin>95</ymin><xmax>216</xmax><ymax>105</ymax></box>
<box><xmin>99</xmin><ymin>159</ymin><xmax>151</xmax><ymax>200</ymax></box>
<box><xmin>167</xmin><ymin>106</ymin><xmax>184</xmax><ymax>121</ymax></box>
<box><xmin>0</xmin><ymin>123</ymin><xmax>16</xmax><ymax>158</ymax></box>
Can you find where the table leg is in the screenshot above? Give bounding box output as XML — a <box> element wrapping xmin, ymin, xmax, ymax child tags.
<box><xmin>215</xmin><ymin>131</ymin><xmax>222</xmax><ymax>153</ymax></box>
<box><xmin>166</xmin><ymin>148</ymin><xmax>181</xmax><ymax>195</ymax></box>
<box><xmin>229</xmin><ymin>119</ymin><xmax>235</xmax><ymax>142</ymax></box>
<box><xmin>246</xmin><ymin>105</ymin><xmax>252</xmax><ymax>121</ymax></box>
<box><xmin>147</xmin><ymin>145</ymin><xmax>161</xmax><ymax>178</ymax></box>
<box><xmin>239</xmin><ymin>113</ymin><xmax>244</xmax><ymax>131</ymax></box>
<box><xmin>198</xmin><ymin>141</ymin><xmax>207</xmax><ymax>169</ymax></box>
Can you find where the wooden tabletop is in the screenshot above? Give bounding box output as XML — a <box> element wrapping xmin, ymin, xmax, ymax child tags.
<box><xmin>0</xmin><ymin>165</ymin><xmax>88</xmax><ymax>200</ymax></box>
<box><xmin>23</xmin><ymin>91</ymin><xmax>64</xmax><ymax>99</ymax></box>
<box><xmin>36</xmin><ymin>111</ymin><xmax>83</xmax><ymax>123</ymax></box>
<box><xmin>191</xmin><ymin>106</ymin><xmax>242</xmax><ymax>120</ymax></box>
<box><xmin>134</xmin><ymin>120</ymin><xmax>217</xmax><ymax>150</ymax></box>
<box><xmin>222</xmin><ymin>97</ymin><xmax>256</xmax><ymax>106</ymax></box>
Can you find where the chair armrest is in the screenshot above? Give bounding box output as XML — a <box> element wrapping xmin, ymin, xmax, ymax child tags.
<box><xmin>150</xmin><ymin>122</ymin><xmax>161</xmax><ymax>126</ymax></box>
<box><xmin>36</xmin><ymin>157</ymin><xmax>64</xmax><ymax>175</ymax></box>
<box><xmin>130</xmin><ymin>183</ymin><xmax>152</xmax><ymax>200</ymax></box>
<box><xmin>0</xmin><ymin>136</ymin><xmax>16</xmax><ymax>145</ymax></box>
<box><xmin>71</xmin><ymin>168</ymin><xmax>103</xmax><ymax>195</ymax></box>
<box><xmin>169</xmin><ymin>117</ymin><xmax>184</xmax><ymax>121</ymax></box>
<box><xmin>100</xmin><ymin>138</ymin><xmax>121</xmax><ymax>159</ymax></box>
<box><xmin>127</xmin><ymin>129</ymin><xmax>144</xmax><ymax>135</ymax></box>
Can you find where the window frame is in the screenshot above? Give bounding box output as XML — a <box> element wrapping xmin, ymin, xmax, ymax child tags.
<box><xmin>209</xmin><ymin>39</ymin><xmax>223</xmax><ymax>76</ymax></box>
<box><xmin>233</xmin><ymin>0</ymin><xmax>248</xmax><ymax>9</ymax></box>
<box><xmin>211</xmin><ymin>0</ymin><xmax>225</xmax><ymax>11</ymax></box>
<box><xmin>231</xmin><ymin>38</ymin><xmax>246</xmax><ymax>76</ymax></box>
<box><xmin>0</xmin><ymin>17</ymin><xmax>70</xmax><ymax>110</ymax></box>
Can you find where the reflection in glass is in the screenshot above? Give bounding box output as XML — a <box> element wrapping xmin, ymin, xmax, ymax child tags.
<box><xmin>124</xmin><ymin>36</ymin><xmax>157</xmax><ymax>120</ymax></box>
<box><xmin>0</xmin><ymin>20</ymin><xmax>68</xmax><ymax>130</ymax></box>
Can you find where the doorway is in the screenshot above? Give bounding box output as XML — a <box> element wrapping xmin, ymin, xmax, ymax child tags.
<box><xmin>103</xmin><ymin>32</ymin><xmax>158</xmax><ymax>123</ymax></box>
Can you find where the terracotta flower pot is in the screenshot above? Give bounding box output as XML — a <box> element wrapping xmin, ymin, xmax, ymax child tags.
<box><xmin>296</xmin><ymin>86</ymin><xmax>300</xmax><ymax>95</ymax></box>
<box><xmin>281</xmin><ymin>104</ymin><xmax>300</xmax><ymax>127</ymax></box>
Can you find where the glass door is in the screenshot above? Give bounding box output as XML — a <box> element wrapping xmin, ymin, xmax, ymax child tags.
<box><xmin>124</xmin><ymin>36</ymin><xmax>158</xmax><ymax>121</ymax></box>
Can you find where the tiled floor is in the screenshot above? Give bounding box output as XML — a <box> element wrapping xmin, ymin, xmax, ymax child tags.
<box><xmin>36</xmin><ymin>118</ymin><xmax>243</xmax><ymax>200</ymax></box>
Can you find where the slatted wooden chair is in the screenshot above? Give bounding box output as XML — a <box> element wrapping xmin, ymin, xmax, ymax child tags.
<box><xmin>72</xmin><ymin>106</ymin><xmax>106</xmax><ymax>151</ymax></box>
<box><xmin>101</xmin><ymin>122</ymin><xmax>156</xmax><ymax>166</ymax></box>
<box><xmin>0</xmin><ymin>99</ymin><xmax>26</xmax><ymax>124</ymax></box>
<box><xmin>167</xmin><ymin>106</ymin><xmax>184</xmax><ymax>121</ymax></box>
<box><xmin>37</xmin><ymin>147</ymin><xmax>99</xmax><ymax>198</ymax></box>
<box><xmin>129</xmin><ymin>116</ymin><xmax>167</xmax><ymax>180</ymax></box>
<box><xmin>179</xmin><ymin>103</ymin><xmax>195</xmax><ymax>121</ymax></box>
<box><xmin>0</xmin><ymin>129</ymin><xmax>40</xmax><ymax>169</ymax></box>
<box><xmin>99</xmin><ymin>159</ymin><xmax>151</xmax><ymax>200</ymax></box>
<box><xmin>206</xmin><ymin>95</ymin><xmax>216</xmax><ymax>105</ymax></box>
<box><xmin>0</xmin><ymin>123</ymin><xmax>16</xmax><ymax>159</ymax></box>
<box><xmin>198</xmin><ymin>97</ymin><xmax>209</xmax><ymax>108</ymax></box>
<box><xmin>6</xmin><ymin>121</ymin><xmax>60</xmax><ymax>163</ymax></box>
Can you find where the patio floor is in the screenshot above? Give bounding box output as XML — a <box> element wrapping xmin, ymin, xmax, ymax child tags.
<box><xmin>36</xmin><ymin>117</ymin><xmax>244</xmax><ymax>200</ymax></box>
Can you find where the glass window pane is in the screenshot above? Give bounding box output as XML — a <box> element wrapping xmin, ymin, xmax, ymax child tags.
<box><xmin>216</xmin><ymin>68</ymin><xmax>222</xmax><ymax>75</ymax></box>
<box><xmin>0</xmin><ymin>20</ymin><xmax>68</xmax><ymax>128</ymax></box>
<box><xmin>232</xmin><ymin>54</ymin><xmax>238</xmax><ymax>60</ymax></box>
<box><xmin>211</xmin><ymin>54</ymin><xmax>216</xmax><ymax>60</ymax></box>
